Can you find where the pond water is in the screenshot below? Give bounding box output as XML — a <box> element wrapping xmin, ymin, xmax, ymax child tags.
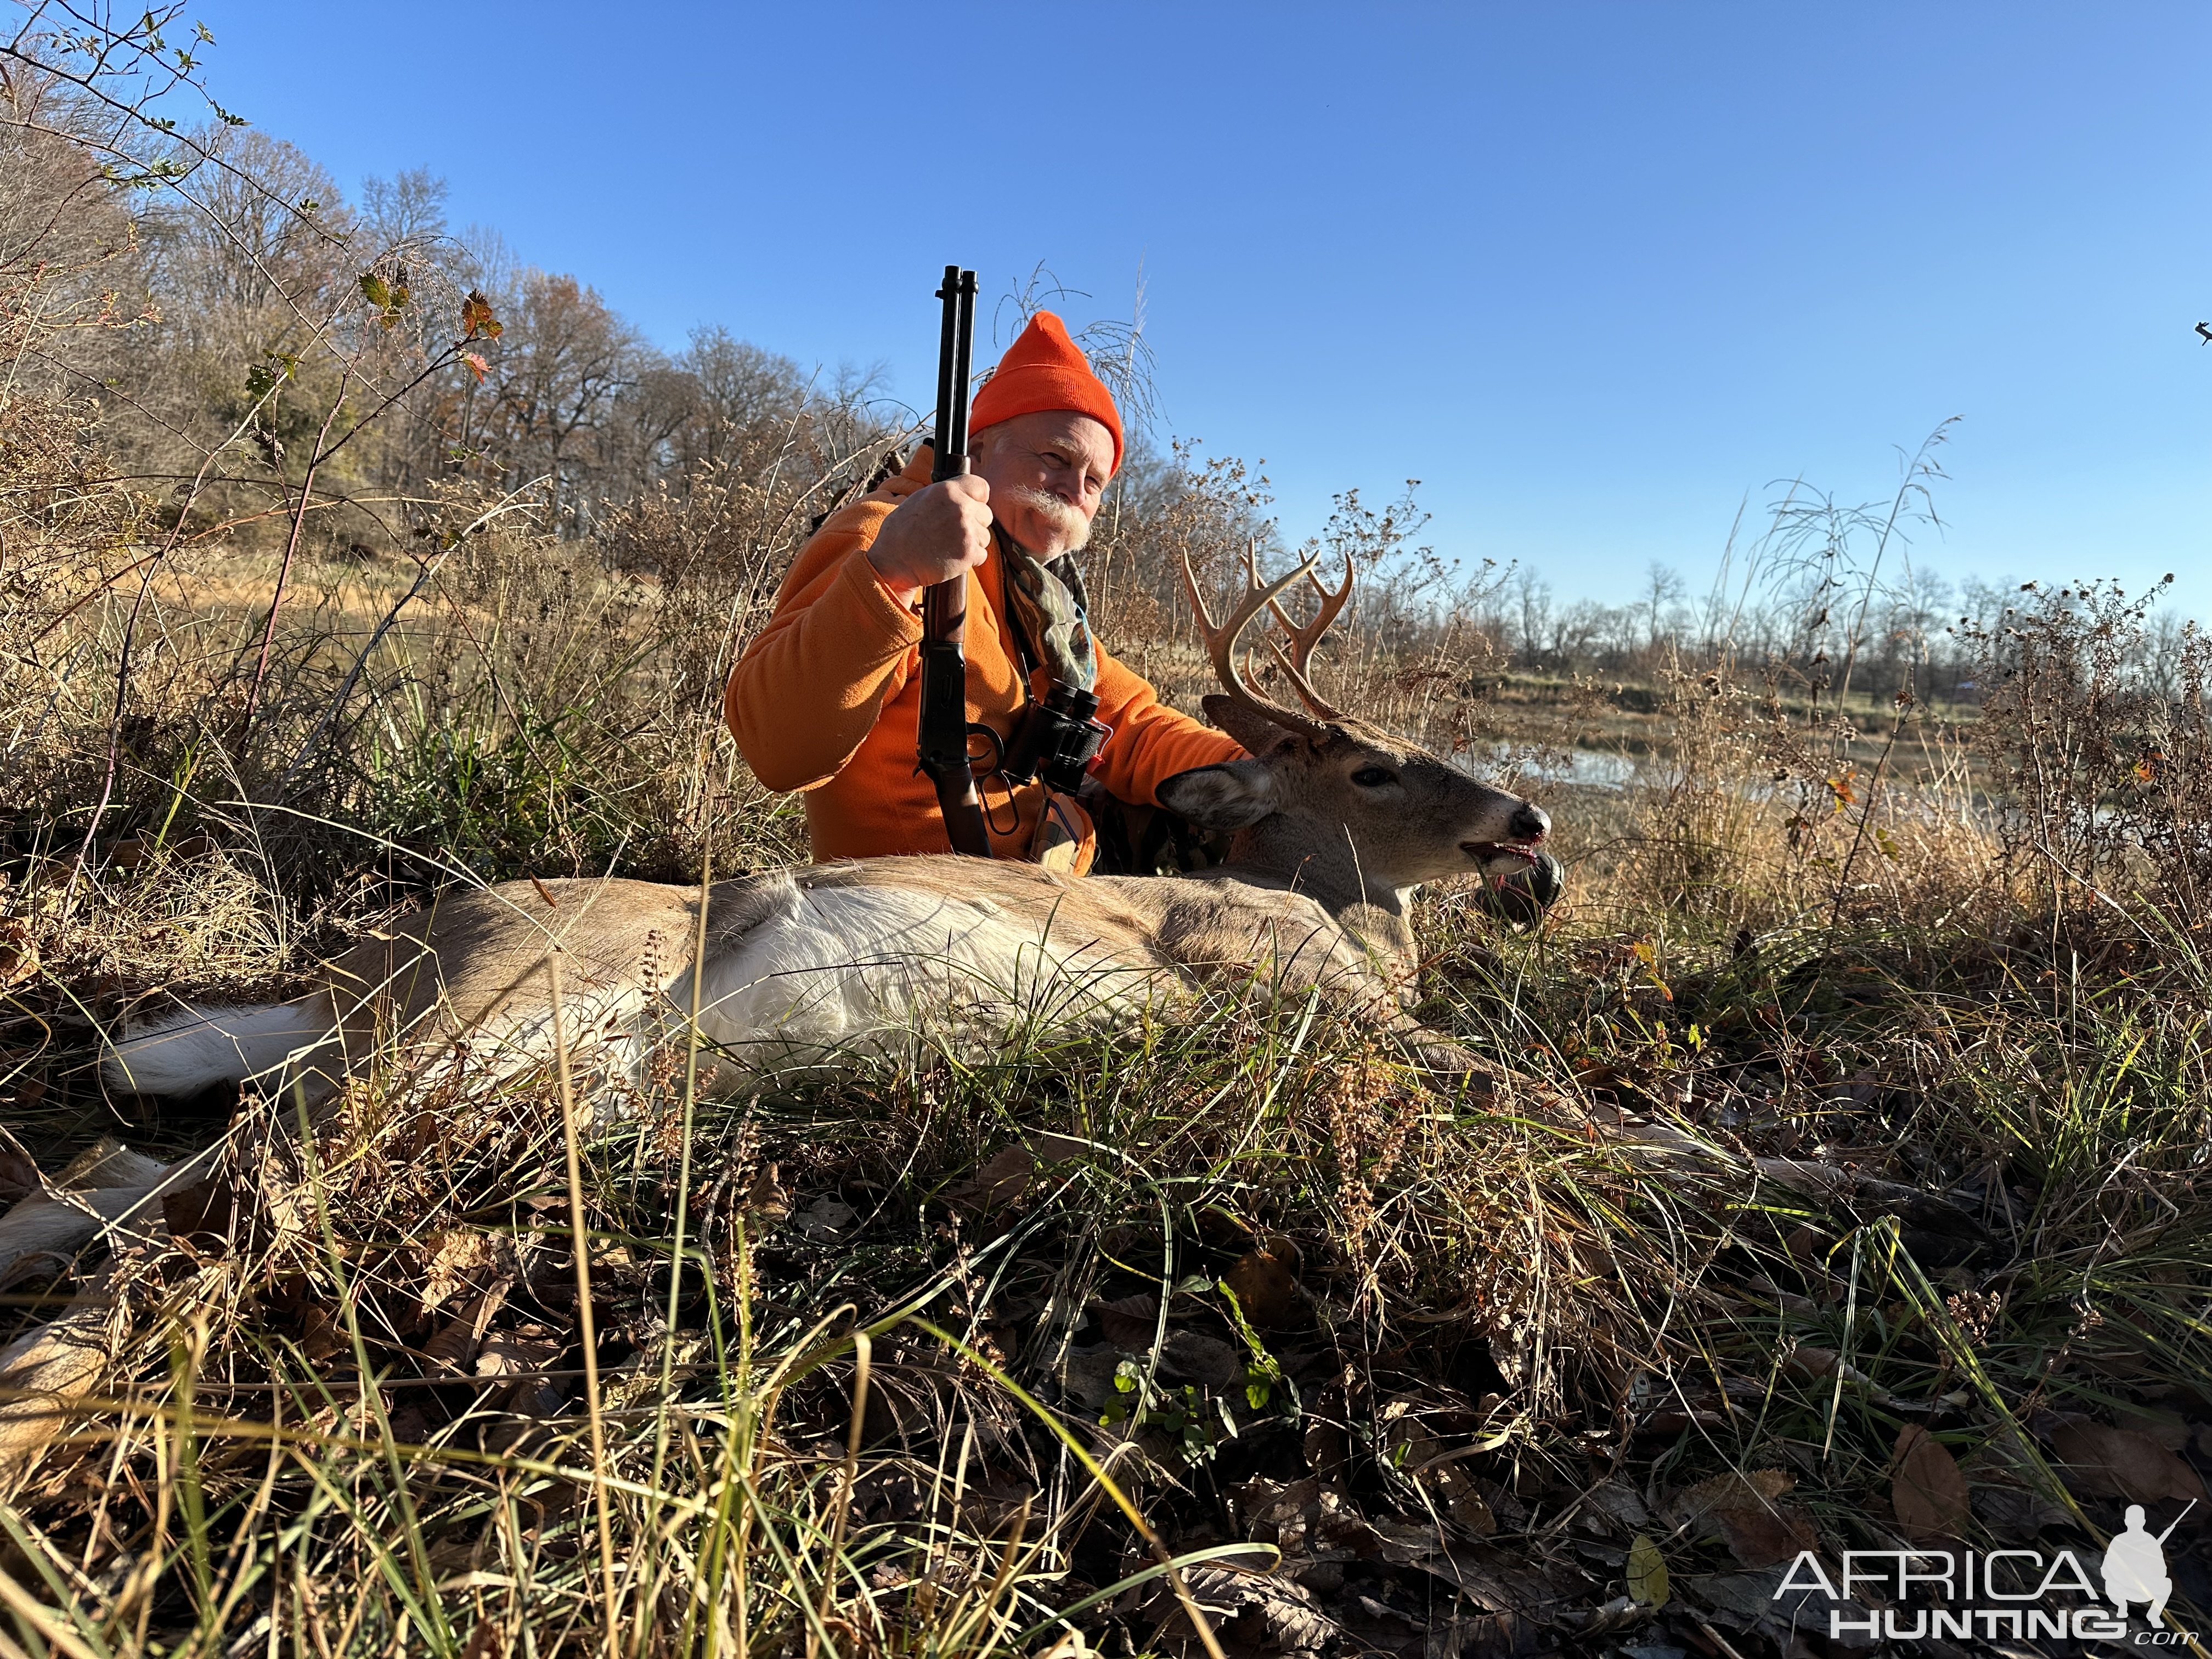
<box><xmin>1483</xmin><ymin>744</ymin><xmax>1645</xmax><ymax>791</ymax></box>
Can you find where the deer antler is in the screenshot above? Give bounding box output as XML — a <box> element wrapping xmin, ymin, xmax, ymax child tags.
<box><xmin>1178</xmin><ymin>541</ymin><xmax>1336</xmax><ymax>743</ymax></box>
<box><xmin>1257</xmin><ymin>545</ymin><xmax>1354</xmax><ymax>721</ymax></box>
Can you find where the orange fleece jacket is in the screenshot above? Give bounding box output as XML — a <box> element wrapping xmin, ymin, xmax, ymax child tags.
<box><xmin>724</xmin><ymin>450</ymin><xmax>1243</xmax><ymax>862</ymax></box>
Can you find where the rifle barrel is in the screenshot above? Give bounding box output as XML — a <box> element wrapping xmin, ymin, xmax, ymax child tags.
<box><xmin>932</xmin><ymin>264</ymin><xmax>964</xmax><ymax>478</ymax></box>
<box><xmin>918</xmin><ymin>266</ymin><xmax>991</xmax><ymax>857</ymax></box>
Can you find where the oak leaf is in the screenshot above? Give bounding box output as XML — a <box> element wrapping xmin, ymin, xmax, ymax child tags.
<box><xmin>1891</xmin><ymin>1424</ymin><xmax>1970</xmax><ymax>1542</ymax></box>
<box><xmin>1222</xmin><ymin>1243</ymin><xmax>1305</xmax><ymax>1329</ymax></box>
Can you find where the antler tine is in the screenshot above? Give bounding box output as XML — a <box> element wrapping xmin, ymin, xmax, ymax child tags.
<box><xmin>1178</xmin><ymin>544</ymin><xmax>1334</xmax><ymax>742</ymax></box>
<box><xmin>1263</xmin><ymin>547</ymin><xmax>1356</xmax><ymax>720</ymax></box>
<box><xmin>1266</xmin><ymin>548</ymin><xmax>1356</xmax><ymax>678</ymax></box>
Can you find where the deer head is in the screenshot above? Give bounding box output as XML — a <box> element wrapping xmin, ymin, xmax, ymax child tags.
<box><xmin>1158</xmin><ymin>545</ymin><xmax>1552</xmax><ymax>911</ymax></box>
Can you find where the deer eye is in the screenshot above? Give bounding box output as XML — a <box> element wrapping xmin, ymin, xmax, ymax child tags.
<box><xmin>1350</xmin><ymin>766</ymin><xmax>1396</xmax><ymax>788</ymax></box>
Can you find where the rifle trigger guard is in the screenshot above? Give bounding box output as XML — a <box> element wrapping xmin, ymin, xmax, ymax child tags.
<box><xmin>965</xmin><ymin>721</ymin><xmax>1006</xmax><ymax>775</ymax></box>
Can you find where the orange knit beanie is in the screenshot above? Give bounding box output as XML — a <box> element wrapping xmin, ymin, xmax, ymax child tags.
<box><xmin>969</xmin><ymin>311</ymin><xmax>1124</xmax><ymax>475</ymax></box>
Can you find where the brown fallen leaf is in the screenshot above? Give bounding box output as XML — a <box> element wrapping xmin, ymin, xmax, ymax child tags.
<box><xmin>297</xmin><ymin>1303</ymin><xmax>345</xmax><ymax>1363</ymax></box>
<box><xmin>1427</xmin><ymin>1462</ymin><xmax>1497</xmax><ymax>1536</ymax></box>
<box><xmin>478</xmin><ymin>1325</ymin><xmax>565</xmax><ymax>1419</ymax></box>
<box><xmin>2115</xmin><ymin>1407</ymin><xmax>2193</xmax><ymax>1452</ymax></box>
<box><xmin>742</xmin><ymin>1160</ymin><xmax>788</xmax><ymax>1223</ymax></box>
<box><xmin>162</xmin><ymin>1178</ymin><xmax>233</xmax><ymax>1256</ymax></box>
<box><xmin>1668</xmin><ymin>1468</ymin><xmax>1794</xmax><ymax>1520</ymax></box>
<box><xmin>1159</xmin><ymin>1328</ymin><xmax>1244</xmax><ymax>1389</ymax></box>
<box><xmin>946</xmin><ymin>1144</ymin><xmax>1031</xmax><ymax>1214</ymax></box>
<box><xmin>383</xmin><ymin>1403</ymin><xmax>431</xmax><ymax>1446</ymax></box>
<box><xmin>1089</xmin><ymin>1291</ymin><xmax>1160</xmax><ymax>1350</ymax></box>
<box><xmin>1146</xmin><ymin>1565</ymin><xmax>1341</xmax><ymax>1653</ymax></box>
<box><xmin>1712</xmin><ymin>1504</ymin><xmax>1819</xmax><ymax>1569</ymax></box>
<box><xmin>416</xmin><ymin>1230</ymin><xmax>517</xmax><ymax>1312</ymax></box>
<box><xmin>1667</xmin><ymin>1469</ymin><xmax>1818</xmax><ymax>1568</ymax></box>
<box><xmin>1370</xmin><ymin>1531</ymin><xmax>1581</xmax><ymax>1614</ymax></box>
<box><xmin>1228</xmin><ymin>1472</ymin><xmax>1321</xmax><ymax>1538</ymax></box>
<box><xmin>423</xmin><ymin>1315</ymin><xmax>481</xmax><ymax>1375</ymax></box>
<box><xmin>1058</xmin><ymin>1347</ymin><xmax>1131</xmax><ymax>1410</ymax></box>
<box><xmin>1026</xmin><ymin>1131</ymin><xmax>1090</xmax><ymax>1164</ymax></box>
<box><xmin>2048</xmin><ymin>1418</ymin><xmax>2207</xmax><ymax>1504</ymax></box>
<box><xmin>1584</xmin><ymin>1478</ymin><xmax>1653</xmax><ymax>1533</ymax></box>
<box><xmin>424</xmin><ymin>1285</ymin><xmax>511</xmax><ymax>1375</ymax></box>
<box><xmin>1222</xmin><ymin>1242</ymin><xmax>1306</xmax><ymax>1329</ymax></box>
<box><xmin>1302</xmin><ymin>1419</ymin><xmax>1348</xmax><ymax>1479</ymax></box>
<box><xmin>0</xmin><ymin>921</ymin><xmax>36</xmax><ymax>989</ymax></box>
<box><xmin>1891</xmin><ymin>1424</ymin><xmax>1970</xmax><ymax>1542</ymax></box>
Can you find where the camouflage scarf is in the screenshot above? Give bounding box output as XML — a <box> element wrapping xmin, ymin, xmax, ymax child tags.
<box><xmin>995</xmin><ymin>527</ymin><xmax>1098</xmax><ymax>693</ymax></box>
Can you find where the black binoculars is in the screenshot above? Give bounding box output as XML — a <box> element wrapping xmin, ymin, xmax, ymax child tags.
<box><xmin>997</xmin><ymin>683</ymin><xmax>1112</xmax><ymax>795</ymax></box>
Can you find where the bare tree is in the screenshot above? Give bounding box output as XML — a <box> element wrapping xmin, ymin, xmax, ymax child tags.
<box><xmin>469</xmin><ymin>271</ymin><xmax>640</xmax><ymax>529</ymax></box>
<box><xmin>1640</xmin><ymin>562</ymin><xmax>1686</xmax><ymax>656</ymax></box>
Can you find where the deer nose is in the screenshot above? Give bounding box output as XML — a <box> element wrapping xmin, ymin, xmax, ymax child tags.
<box><xmin>1510</xmin><ymin>803</ymin><xmax>1550</xmax><ymax>843</ymax></box>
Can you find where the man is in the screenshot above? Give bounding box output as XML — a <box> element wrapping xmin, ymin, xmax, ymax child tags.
<box><xmin>725</xmin><ymin>311</ymin><xmax>1240</xmax><ymax>869</ymax></box>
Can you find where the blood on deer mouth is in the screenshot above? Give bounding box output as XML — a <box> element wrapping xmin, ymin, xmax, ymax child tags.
<box><xmin>1460</xmin><ymin>839</ymin><xmax>1542</xmax><ymax>868</ymax></box>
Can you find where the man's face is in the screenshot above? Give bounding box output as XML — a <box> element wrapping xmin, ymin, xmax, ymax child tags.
<box><xmin>972</xmin><ymin>409</ymin><xmax>1115</xmax><ymax>557</ymax></box>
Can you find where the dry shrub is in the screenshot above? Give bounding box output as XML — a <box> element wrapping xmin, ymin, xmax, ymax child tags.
<box><xmin>595</xmin><ymin>429</ymin><xmax>904</xmax><ymax>720</ymax></box>
<box><xmin>1967</xmin><ymin>577</ymin><xmax>2212</xmax><ymax>921</ymax></box>
<box><xmin>1541</xmin><ymin>647</ymin><xmax>2008</xmax><ymax>943</ymax></box>
<box><xmin>0</xmin><ymin>393</ymin><xmax>139</xmax><ymax>617</ymax></box>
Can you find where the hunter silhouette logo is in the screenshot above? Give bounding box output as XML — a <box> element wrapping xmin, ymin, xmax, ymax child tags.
<box><xmin>2103</xmin><ymin>1499</ymin><xmax>2192</xmax><ymax>1623</ymax></box>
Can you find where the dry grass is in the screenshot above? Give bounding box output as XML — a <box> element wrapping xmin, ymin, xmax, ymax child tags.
<box><xmin>9</xmin><ymin>471</ymin><xmax>2212</xmax><ymax>1656</ymax></box>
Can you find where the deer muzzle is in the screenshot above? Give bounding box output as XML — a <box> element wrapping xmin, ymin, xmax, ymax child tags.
<box><xmin>1460</xmin><ymin>803</ymin><xmax>1551</xmax><ymax>871</ymax></box>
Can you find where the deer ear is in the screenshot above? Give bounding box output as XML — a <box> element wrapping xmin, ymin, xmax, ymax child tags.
<box><xmin>1200</xmin><ymin>694</ymin><xmax>1300</xmax><ymax>754</ymax></box>
<box><xmin>1158</xmin><ymin>759</ymin><xmax>1278</xmax><ymax>831</ymax></box>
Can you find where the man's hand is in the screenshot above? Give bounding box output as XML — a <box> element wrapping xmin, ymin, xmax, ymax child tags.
<box><xmin>866</xmin><ymin>474</ymin><xmax>992</xmax><ymax>606</ymax></box>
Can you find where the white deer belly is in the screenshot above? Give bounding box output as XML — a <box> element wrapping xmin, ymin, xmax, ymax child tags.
<box><xmin>684</xmin><ymin>883</ymin><xmax>1166</xmax><ymax>1068</ymax></box>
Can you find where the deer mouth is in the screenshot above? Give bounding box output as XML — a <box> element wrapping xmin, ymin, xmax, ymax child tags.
<box><xmin>1461</xmin><ymin>838</ymin><xmax>1544</xmax><ymax>871</ymax></box>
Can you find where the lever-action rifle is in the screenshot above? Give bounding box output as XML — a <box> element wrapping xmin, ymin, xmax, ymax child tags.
<box><xmin>915</xmin><ymin>265</ymin><xmax>994</xmax><ymax>857</ymax></box>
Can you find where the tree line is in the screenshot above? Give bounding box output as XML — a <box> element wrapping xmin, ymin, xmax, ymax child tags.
<box><xmin>5</xmin><ymin>8</ymin><xmax>2195</xmax><ymax>729</ymax></box>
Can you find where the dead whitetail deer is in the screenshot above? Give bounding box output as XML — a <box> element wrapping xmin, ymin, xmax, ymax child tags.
<box><xmin>100</xmin><ymin>545</ymin><xmax>1555</xmax><ymax>1108</ymax></box>
<box><xmin>1</xmin><ymin>547</ymin><xmax>1560</xmax><ymax>1479</ymax></box>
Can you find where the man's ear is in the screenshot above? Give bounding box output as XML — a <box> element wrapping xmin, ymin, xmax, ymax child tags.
<box><xmin>1201</xmin><ymin>695</ymin><xmax>1299</xmax><ymax>754</ymax></box>
<box><xmin>1158</xmin><ymin>759</ymin><xmax>1278</xmax><ymax>831</ymax></box>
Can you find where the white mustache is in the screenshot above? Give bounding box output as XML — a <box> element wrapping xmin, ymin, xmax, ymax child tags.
<box><xmin>997</xmin><ymin>484</ymin><xmax>1091</xmax><ymax>552</ymax></box>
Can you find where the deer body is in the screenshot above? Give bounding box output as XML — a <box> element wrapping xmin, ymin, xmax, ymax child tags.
<box><xmin>105</xmin><ymin>548</ymin><xmax>1554</xmax><ymax>1102</ymax></box>
<box><xmin>105</xmin><ymin>849</ymin><xmax>1510</xmax><ymax>1102</ymax></box>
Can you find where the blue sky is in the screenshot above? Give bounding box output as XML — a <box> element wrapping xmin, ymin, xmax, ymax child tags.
<box><xmin>189</xmin><ymin>1</ymin><xmax>2209</xmax><ymax>616</ymax></box>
